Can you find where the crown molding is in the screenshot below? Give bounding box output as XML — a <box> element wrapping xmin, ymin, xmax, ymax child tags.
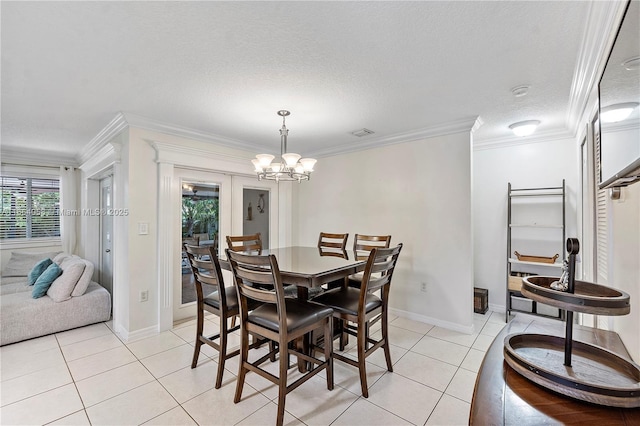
<box><xmin>307</xmin><ymin>116</ymin><xmax>478</xmax><ymax>158</ymax></box>
<box><xmin>565</xmin><ymin>0</ymin><xmax>628</xmax><ymax>135</ymax></box>
<box><xmin>125</xmin><ymin>113</ymin><xmax>259</xmax><ymax>153</ymax></box>
<box><xmin>474</xmin><ymin>128</ymin><xmax>574</xmax><ymax>151</ymax></box>
<box><xmin>149</xmin><ymin>140</ymin><xmax>254</xmax><ymax>175</ymax></box>
<box><xmin>0</xmin><ymin>147</ymin><xmax>77</xmax><ymax>167</ymax></box>
<box><xmin>76</xmin><ymin>112</ymin><xmax>128</xmax><ymax>166</ymax></box>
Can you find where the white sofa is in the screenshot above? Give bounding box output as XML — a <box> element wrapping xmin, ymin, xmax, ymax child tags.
<box><xmin>0</xmin><ymin>251</ymin><xmax>112</xmax><ymax>346</ymax></box>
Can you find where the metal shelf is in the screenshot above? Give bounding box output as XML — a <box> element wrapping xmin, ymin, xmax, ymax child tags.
<box><xmin>510</xmin><ymin>224</ymin><xmax>563</xmax><ymax>229</ymax></box>
<box><xmin>506</xmin><ymin>179</ymin><xmax>566</xmax><ymax>322</ymax></box>
<box><xmin>508</xmin><ymin>258</ymin><xmax>563</xmax><ymax>268</ymax></box>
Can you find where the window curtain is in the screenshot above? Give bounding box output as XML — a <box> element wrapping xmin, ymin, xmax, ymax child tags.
<box><xmin>60</xmin><ymin>166</ymin><xmax>78</xmax><ymax>254</ymax></box>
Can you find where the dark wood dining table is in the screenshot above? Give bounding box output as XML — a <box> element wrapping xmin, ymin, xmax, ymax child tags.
<box><xmin>220</xmin><ymin>246</ymin><xmax>366</xmax><ymax>300</ymax></box>
<box><xmin>219</xmin><ymin>246</ymin><xmax>366</xmax><ymax>371</ymax></box>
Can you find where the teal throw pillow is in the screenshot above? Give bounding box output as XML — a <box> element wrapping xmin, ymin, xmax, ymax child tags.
<box><xmin>28</xmin><ymin>258</ymin><xmax>53</xmax><ymax>285</ymax></box>
<box><xmin>32</xmin><ymin>263</ymin><xmax>63</xmax><ymax>299</ymax></box>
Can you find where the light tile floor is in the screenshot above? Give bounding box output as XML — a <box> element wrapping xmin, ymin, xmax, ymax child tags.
<box><xmin>0</xmin><ymin>311</ymin><xmax>509</xmax><ymax>425</ymax></box>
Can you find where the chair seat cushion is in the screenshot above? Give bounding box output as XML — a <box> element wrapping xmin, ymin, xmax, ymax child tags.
<box><xmin>203</xmin><ymin>287</ymin><xmax>239</xmax><ymax>312</ymax></box>
<box><xmin>248</xmin><ymin>299</ymin><xmax>333</xmax><ymax>333</ymax></box>
<box><xmin>312</xmin><ymin>287</ymin><xmax>382</xmax><ymax>316</ymax></box>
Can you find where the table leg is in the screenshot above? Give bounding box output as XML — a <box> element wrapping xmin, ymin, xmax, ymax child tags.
<box><xmin>295</xmin><ymin>286</ymin><xmax>312</xmax><ymax>372</ymax></box>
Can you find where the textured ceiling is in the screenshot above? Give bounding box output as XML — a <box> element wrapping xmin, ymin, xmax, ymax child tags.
<box><xmin>1</xmin><ymin>1</ymin><xmax>594</xmax><ymax>161</ymax></box>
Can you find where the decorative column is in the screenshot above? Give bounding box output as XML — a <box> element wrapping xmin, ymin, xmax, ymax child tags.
<box><xmin>157</xmin><ymin>161</ymin><xmax>174</xmax><ymax>331</ymax></box>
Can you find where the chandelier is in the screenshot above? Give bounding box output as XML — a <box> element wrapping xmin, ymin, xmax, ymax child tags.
<box><xmin>251</xmin><ymin>110</ymin><xmax>317</xmax><ymax>182</ymax></box>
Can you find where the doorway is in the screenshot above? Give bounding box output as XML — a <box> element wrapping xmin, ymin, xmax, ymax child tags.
<box><xmin>231</xmin><ymin>176</ymin><xmax>279</xmax><ymax>248</ymax></box>
<box><xmin>242</xmin><ymin>188</ymin><xmax>270</xmax><ymax>248</ymax></box>
<box><xmin>173</xmin><ymin>172</ymin><xmax>280</xmax><ymax>323</ymax></box>
<box><xmin>173</xmin><ymin>169</ymin><xmax>231</xmax><ymax>322</ymax></box>
<box><xmin>99</xmin><ymin>176</ymin><xmax>114</xmax><ymax>298</ymax></box>
<box><xmin>181</xmin><ymin>181</ymin><xmax>220</xmax><ymax>304</ymax></box>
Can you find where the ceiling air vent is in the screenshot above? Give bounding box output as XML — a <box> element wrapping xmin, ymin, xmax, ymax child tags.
<box><xmin>351</xmin><ymin>128</ymin><xmax>375</xmax><ymax>137</ymax></box>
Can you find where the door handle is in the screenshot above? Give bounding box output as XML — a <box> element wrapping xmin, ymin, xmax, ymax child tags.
<box><xmin>105</xmin><ymin>249</ymin><xmax>111</xmax><ymax>253</ymax></box>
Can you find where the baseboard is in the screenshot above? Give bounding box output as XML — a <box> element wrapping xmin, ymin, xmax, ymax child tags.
<box><xmin>389</xmin><ymin>307</ymin><xmax>475</xmax><ymax>334</ymax></box>
<box><xmin>113</xmin><ymin>324</ymin><xmax>159</xmax><ymax>343</ymax></box>
<box><xmin>489</xmin><ymin>303</ymin><xmax>506</xmax><ymax>314</ymax></box>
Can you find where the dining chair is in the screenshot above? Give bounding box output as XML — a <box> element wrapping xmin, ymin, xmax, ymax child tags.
<box><xmin>312</xmin><ymin>243</ymin><xmax>403</xmax><ymax>398</ymax></box>
<box><xmin>184</xmin><ymin>244</ymin><xmax>244</xmax><ymax>389</ymax></box>
<box><xmin>226</xmin><ymin>249</ymin><xmax>334</xmax><ymax>426</ymax></box>
<box><xmin>298</xmin><ymin>232</ymin><xmax>350</xmax><ymax>298</ymax></box>
<box><xmin>318</xmin><ymin>232</ymin><xmax>349</xmax><ymax>251</ymax></box>
<box><xmin>349</xmin><ymin>234</ymin><xmax>392</xmax><ymax>287</ymax></box>
<box><xmin>225</xmin><ymin>232</ymin><xmax>262</xmax><ymax>254</ymax></box>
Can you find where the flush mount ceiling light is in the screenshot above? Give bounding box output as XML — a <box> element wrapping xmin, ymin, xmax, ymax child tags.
<box><xmin>622</xmin><ymin>56</ymin><xmax>640</xmax><ymax>71</ymax></box>
<box><xmin>509</xmin><ymin>120</ymin><xmax>540</xmax><ymax>137</ymax></box>
<box><xmin>511</xmin><ymin>85</ymin><xmax>530</xmax><ymax>97</ymax></box>
<box><xmin>600</xmin><ymin>102</ymin><xmax>639</xmax><ymax>123</ymax></box>
<box><xmin>251</xmin><ymin>110</ymin><xmax>317</xmax><ymax>182</ymax></box>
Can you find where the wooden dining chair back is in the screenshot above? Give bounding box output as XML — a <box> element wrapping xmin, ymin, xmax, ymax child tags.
<box><xmin>318</xmin><ymin>232</ymin><xmax>349</xmax><ymax>250</ymax></box>
<box><xmin>226</xmin><ymin>233</ymin><xmax>262</xmax><ymax>254</ymax></box>
<box><xmin>184</xmin><ymin>244</ymin><xmax>241</xmax><ymax>389</ymax></box>
<box><xmin>353</xmin><ymin>234</ymin><xmax>392</xmax><ymax>259</ymax></box>
<box><xmin>349</xmin><ymin>233</ymin><xmax>392</xmax><ymax>287</ymax></box>
<box><xmin>313</xmin><ymin>243</ymin><xmax>403</xmax><ymax>398</ymax></box>
<box><xmin>226</xmin><ymin>249</ymin><xmax>334</xmax><ymax>426</ymax></box>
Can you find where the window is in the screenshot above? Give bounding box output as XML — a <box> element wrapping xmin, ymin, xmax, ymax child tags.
<box><xmin>0</xmin><ymin>176</ymin><xmax>61</xmax><ymax>240</ymax></box>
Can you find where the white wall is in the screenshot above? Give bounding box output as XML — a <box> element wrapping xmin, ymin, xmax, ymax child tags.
<box><xmin>473</xmin><ymin>138</ymin><xmax>579</xmax><ymax>311</ymax></box>
<box><xmin>292</xmin><ymin>131</ymin><xmax>475</xmax><ymax>332</ymax></box>
<box><xmin>109</xmin><ymin>126</ymin><xmax>288</xmax><ymax>337</ymax></box>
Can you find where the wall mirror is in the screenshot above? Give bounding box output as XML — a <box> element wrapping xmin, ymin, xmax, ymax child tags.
<box><xmin>598</xmin><ymin>0</ymin><xmax>640</xmax><ymax>188</ymax></box>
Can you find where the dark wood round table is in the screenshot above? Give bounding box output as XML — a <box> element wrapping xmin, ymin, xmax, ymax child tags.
<box><xmin>470</xmin><ymin>316</ymin><xmax>640</xmax><ymax>425</ymax></box>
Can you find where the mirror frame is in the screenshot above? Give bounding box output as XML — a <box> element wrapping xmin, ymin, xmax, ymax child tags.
<box><xmin>597</xmin><ymin>0</ymin><xmax>640</xmax><ymax>189</ymax></box>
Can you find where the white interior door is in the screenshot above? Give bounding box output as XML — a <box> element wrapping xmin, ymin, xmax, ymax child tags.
<box><xmin>173</xmin><ymin>169</ymin><xmax>231</xmax><ymax>321</ymax></box>
<box><xmin>231</xmin><ymin>176</ymin><xmax>279</xmax><ymax>249</ymax></box>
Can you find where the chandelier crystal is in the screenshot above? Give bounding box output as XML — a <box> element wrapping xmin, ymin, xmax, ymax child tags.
<box><xmin>252</xmin><ymin>110</ymin><xmax>317</xmax><ymax>182</ymax></box>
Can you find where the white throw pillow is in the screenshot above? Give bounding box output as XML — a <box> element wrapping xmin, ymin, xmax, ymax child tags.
<box><xmin>53</xmin><ymin>252</ymin><xmax>71</xmax><ymax>265</ymax></box>
<box><xmin>71</xmin><ymin>259</ymin><xmax>95</xmax><ymax>297</ymax></box>
<box><xmin>47</xmin><ymin>260</ymin><xmax>86</xmax><ymax>302</ymax></box>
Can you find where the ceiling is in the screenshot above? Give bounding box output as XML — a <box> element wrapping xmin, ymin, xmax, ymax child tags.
<box><xmin>1</xmin><ymin>1</ymin><xmax>601</xmax><ymax>163</ymax></box>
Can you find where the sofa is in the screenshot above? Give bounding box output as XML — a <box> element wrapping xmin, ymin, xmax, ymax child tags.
<box><xmin>1</xmin><ymin>251</ymin><xmax>112</xmax><ymax>346</ymax></box>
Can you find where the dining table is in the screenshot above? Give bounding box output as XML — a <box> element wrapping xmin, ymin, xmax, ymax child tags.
<box><xmin>219</xmin><ymin>245</ymin><xmax>367</xmax><ymax>371</ymax></box>
<box><xmin>220</xmin><ymin>246</ymin><xmax>366</xmax><ymax>300</ymax></box>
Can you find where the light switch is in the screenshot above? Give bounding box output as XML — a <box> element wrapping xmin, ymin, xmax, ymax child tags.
<box><xmin>138</xmin><ymin>222</ymin><xmax>149</xmax><ymax>235</ymax></box>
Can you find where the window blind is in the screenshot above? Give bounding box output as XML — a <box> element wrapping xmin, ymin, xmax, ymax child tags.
<box><xmin>594</xmin><ymin>125</ymin><xmax>608</xmax><ymax>283</ymax></box>
<box><xmin>0</xmin><ymin>176</ymin><xmax>60</xmax><ymax>239</ymax></box>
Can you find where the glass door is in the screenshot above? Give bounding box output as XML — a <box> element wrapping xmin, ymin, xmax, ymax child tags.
<box><xmin>174</xmin><ymin>169</ymin><xmax>231</xmax><ymax>321</ymax></box>
<box><xmin>231</xmin><ymin>176</ymin><xmax>279</xmax><ymax>249</ymax></box>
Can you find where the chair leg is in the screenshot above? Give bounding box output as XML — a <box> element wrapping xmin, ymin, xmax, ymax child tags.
<box><xmin>215</xmin><ymin>316</ymin><xmax>228</xmax><ymax>389</ymax></box>
<box><xmin>325</xmin><ymin>317</ymin><xmax>334</xmax><ymax>390</ymax></box>
<box><xmin>276</xmin><ymin>340</ymin><xmax>288</xmax><ymax>426</ymax></box>
<box><xmin>381</xmin><ymin>310</ymin><xmax>393</xmax><ymax>372</ymax></box>
<box><xmin>269</xmin><ymin>340</ymin><xmax>277</xmax><ymax>362</ymax></box>
<box><xmin>191</xmin><ymin>311</ymin><xmax>204</xmax><ymax>369</ymax></box>
<box><xmin>357</xmin><ymin>321</ymin><xmax>369</xmax><ymax>398</ymax></box>
<box><xmin>234</xmin><ymin>325</ymin><xmax>250</xmax><ymax>403</ymax></box>
<box><xmin>338</xmin><ymin>319</ymin><xmax>347</xmax><ymax>351</ymax></box>
<box><xmin>230</xmin><ymin>315</ymin><xmax>237</xmax><ymax>328</ymax></box>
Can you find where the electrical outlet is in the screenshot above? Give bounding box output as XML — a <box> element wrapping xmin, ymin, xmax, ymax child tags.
<box><xmin>139</xmin><ymin>290</ymin><xmax>149</xmax><ymax>302</ymax></box>
<box><xmin>420</xmin><ymin>282</ymin><xmax>427</xmax><ymax>292</ymax></box>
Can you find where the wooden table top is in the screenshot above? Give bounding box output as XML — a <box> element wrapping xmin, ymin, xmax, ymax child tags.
<box><xmin>470</xmin><ymin>315</ymin><xmax>640</xmax><ymax>425</ymax></box>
